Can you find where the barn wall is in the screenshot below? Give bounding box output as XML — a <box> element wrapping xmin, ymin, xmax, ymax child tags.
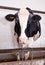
<box><xmin>0</xmin><ymin>0</ymin><xmax>45</xmax><ymax>49</ymax></box>
<box><xmin>0</xmin><ymin>0</ymin><xmax>45</xmax><ymax>11</ymax></box>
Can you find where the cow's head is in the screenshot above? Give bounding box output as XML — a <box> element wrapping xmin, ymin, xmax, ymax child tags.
<box><xmin>5</xmin><ymin>8</ymin><xmax>41</xmax><ymax>48</ymax></box>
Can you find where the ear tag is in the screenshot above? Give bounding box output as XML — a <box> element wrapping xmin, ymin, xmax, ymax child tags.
<box><xmin>5</xmin><ymin>14</ymin><xmax>15</xmax><ymax>21</ymax></box>
<box><xmin>10</xmin><ymin>16</ymin><xmax>14</xmax><ymax>20</ymax></box>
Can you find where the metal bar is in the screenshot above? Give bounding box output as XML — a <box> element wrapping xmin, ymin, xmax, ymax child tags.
<box><xmin>0</xmin><ymin>47</ymin><xmax>45</xmax><ymax>53</ymax></box>
<box><xmin>0</xmin><ymin>48</ymin><xmax>45</xmax><ymax>62</ymax></box>
<box><xmin>0</xmin><ymin>6</ymin><xmax>20</xmax><ymax>11</ymax></box>
<box><xmin>0</xmin><ymin>6</ymin><xmax>45</xmax><ymax>14</ymax></box>
<box><xmin>32</xmin><ymin>10</ymin><xmax>45</xmax><ymax>14</ymax></box>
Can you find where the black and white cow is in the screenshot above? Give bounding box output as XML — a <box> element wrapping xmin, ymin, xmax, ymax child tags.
<box><xmin>5</xmin><ymin>8</ymin><xmax>41</xmax><ymax>60</ymax></box>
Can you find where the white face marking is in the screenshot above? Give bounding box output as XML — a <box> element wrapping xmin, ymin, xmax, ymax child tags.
<box><xmin>18</xmin><ymin>9</ymin><xmax>33</xmax><ymax>48</ymax></box>
<box><xmin>18</xmin><ymin>9</ymin><xmax>29</xmax><ymax>38</ymax></box>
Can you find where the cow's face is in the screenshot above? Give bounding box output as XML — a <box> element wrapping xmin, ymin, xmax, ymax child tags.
<box><xmin>5</xmin><ymin>8</ymin><xmax>41</xmax><ymax>48</ymax></box>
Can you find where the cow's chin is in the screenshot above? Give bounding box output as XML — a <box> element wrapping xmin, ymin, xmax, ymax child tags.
<box><xmin>16</xmin><ymin>32</ymin><xmax>40</xmax><ymax>48</ymax></box>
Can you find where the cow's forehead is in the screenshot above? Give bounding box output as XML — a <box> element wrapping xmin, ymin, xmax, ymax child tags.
<box><xmin>18</xmin><ymin>8</ymin><xmax>33</xmax><ymax>23</ymax></box>
<box><xmin>18</xmin><ymin>8</ymin><xmax>29</xmax><ymax>16</ymax></box>
<box><xmin>18</xmin><ymin>9</ymin><xmax>29</xmax><ymax>28</ymax></box>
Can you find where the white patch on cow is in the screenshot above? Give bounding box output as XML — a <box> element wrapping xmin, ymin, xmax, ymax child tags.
<box><xmin>18</xmin><ymin>8</ymin><xmax>29</xmax><ymax>36</ymax></box>
<box><xmin>33</xmin><ymin>31</ymin><xmax>40</xmax><ymax>41</ymax></box>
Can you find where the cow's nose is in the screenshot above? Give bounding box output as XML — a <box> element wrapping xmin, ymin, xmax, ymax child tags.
<box><xmin>19</xmin><ymin>37</ymin><xmax>27</xmax><ymax>47</ymax></box>
<box><xmin>19</xmin><ymin>37</ymin><xmax>25</xmax><ymax>44</ymax></box>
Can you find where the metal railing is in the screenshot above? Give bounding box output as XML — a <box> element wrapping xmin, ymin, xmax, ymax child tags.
<box><xmin>0</xmin><ymin>47</ymin><xmax>45</xmax><ymax>63</ymax></box>
<box><xmin>0</xmin><ymin>6</ymin><xmax>45</xmax><ymax>14</ymax></box>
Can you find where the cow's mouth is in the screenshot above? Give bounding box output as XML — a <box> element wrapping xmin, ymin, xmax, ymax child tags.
<box><xmin>17</xmin><ymin>38</ymin><xmax>28</xmax><ymax>48</ymax></box>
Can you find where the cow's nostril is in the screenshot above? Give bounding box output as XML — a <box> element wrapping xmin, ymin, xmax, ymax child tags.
<box><xmin>19</xmin><ymin>39</ymin><xmax>24</xmax><ymax>44</ymax></box>
<box><xmin>18</xmin><ymin>37</ymin><xmax>28</xmax><ymax>47</ymax></box>
<box><xmin>19</xmin><ymin>42</ymin><xmax>25</xmax><ymax>48</ymax></box>
<box><xmin>19</xmin><ymin>38</ymin><xmax>25</xmax><ymax>45</ymax></box>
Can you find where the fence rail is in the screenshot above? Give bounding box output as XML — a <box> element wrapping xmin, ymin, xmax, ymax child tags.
<box><xmin>0</xmin><ymin>47</ymin><xmax>45</xmax><ymax>63</ymax></box>
<box><xmin>0</xmin><ymin>6</ymin><xmax>45</xmax><ymax>14</ymax></box>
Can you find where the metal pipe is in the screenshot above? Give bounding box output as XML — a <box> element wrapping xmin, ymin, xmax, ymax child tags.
<box><xmin>0</xmin><ymin>6</ymin><xmax>45</xmax><ymax>14</ymax></box>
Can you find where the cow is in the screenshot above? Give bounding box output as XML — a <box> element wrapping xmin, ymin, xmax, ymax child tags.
<box><xmin>5</xmin><ymin>7</ymin><xmax>41</xmax><ymax>60</ymax></box>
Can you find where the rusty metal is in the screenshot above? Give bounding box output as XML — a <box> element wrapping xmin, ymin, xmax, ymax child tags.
<box><xmin>0</xmin><ymin>48</ymin><xmax>45</xmax><ymax>63</ymax></box>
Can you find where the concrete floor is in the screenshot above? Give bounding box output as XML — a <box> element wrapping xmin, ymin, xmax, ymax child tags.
<box><xmin>0</xmin><ymin>59</ymin><xmax>45</xmax><ymax>65</ymax></box>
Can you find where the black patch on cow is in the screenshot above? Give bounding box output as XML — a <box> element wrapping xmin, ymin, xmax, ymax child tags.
<box><xmin>14</xmin><ymin>13</ymin><xmax>21</xmax><ymax>37</ymax></box>
<box><xmin>26</xmin><ymin>7</ymin><xmax>33</xmax><ymax>14</ymax></box>
<box><xmin>25</xmin><ymin>14</ymin><xmax>41</xmax><ymax>38</ymax></box>
<box><xmin>32</xmin><ymin>15</ymin><xmax>41</xmax><ymax>21</ymax></box>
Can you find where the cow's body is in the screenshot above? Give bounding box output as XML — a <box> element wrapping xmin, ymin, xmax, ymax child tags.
<box><xmin>5</xmin><ymin>8</ymin><xmax>41</xmax><ymax>60</ymax></box>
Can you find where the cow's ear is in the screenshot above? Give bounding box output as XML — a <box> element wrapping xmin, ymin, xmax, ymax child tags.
<box><xmin>32</xmin><ymin>15</ymin><xmax>41</xmax><ymax>21</ymax></box>
<box><xmin>5</xmin><ymin>14</ymin><xmax>15</xmax><ymax>22</ymax></box>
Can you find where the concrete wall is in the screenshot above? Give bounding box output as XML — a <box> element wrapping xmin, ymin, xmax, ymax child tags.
<box><xmin>0</xmin><ymin>0</ymin><xmax>45</xmax><ymax>49</ymax></box>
